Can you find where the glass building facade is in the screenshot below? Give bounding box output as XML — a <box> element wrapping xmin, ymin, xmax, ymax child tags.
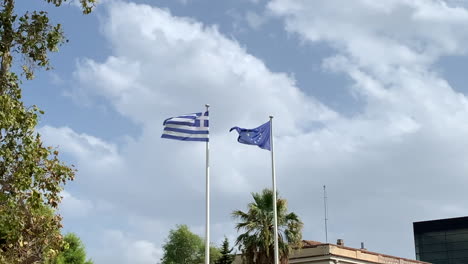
<box><xmin>414</xmin><ymin>217</ymin><xmax>468</xmax><ymax>264</ymax></box>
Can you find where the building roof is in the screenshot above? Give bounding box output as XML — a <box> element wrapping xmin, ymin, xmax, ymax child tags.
<box><xmin>233</xmin><ymin>240</ymin><xmax>429</xmax><ymax>264</ymax></box>
<box><xmin>291</xmin><ymin>240</ymin><xmax>430</xmax><ymax>264</ymax></box>
<box><xmin>413</xmin><ymin>215</ymin><xmax>468</xmax><ymax>233</ymax></box>
<box><xmin>302</xmin><ymin>240</ymin><xmax>323</xmax><ymax>247</ymax></box>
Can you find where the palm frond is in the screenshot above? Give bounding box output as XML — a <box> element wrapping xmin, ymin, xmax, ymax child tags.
<box><xmin>232</xmin><ymin>188</ymin><xmax>303</xmax><ymax>263</ymax></box>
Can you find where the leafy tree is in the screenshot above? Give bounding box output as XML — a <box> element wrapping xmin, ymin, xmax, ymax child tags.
<box><xmin>208</xmin><ymin>244</ymin><xmax>221</xmax><ymax>264</ymax></box>
<box><xmin>47</xmin><ymin>233</ymin><xmax>93</xmax><ymax>264</ymax></box>
<box><xmin>232</xmin><ymin>189</ymin><xmax>303</xmax><ymax>264</ymax></box>
<box><xmin>0</xmin><ymin>0</ymin><xmax>95</xmax><ymax>263</ymax></box>
<box><xmin>0</xmin><ymin>204</ymin><xmax>63</xmax><ymax>264</ymax></box>
<box><xmin>215</xmin><ymin>237</ymin><xmax>234</xmax><ymax>264</ymax></box>
<box><xmin>161</xmin><ymin>225</ymin><xmax>221</xmax><ymax>264</ymax></box>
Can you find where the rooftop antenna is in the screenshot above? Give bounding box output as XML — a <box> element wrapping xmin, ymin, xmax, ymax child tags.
<box><xmin>323</xmin><ymin>185</ymin><xmax>328</xmax><ymax>243</ymax></box>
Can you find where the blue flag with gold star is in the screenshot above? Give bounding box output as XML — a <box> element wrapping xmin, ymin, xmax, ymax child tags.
<box><xmin>229</xmin><ymin>121</ymin><xmax>271</xmax><ymax>151</ymax></box>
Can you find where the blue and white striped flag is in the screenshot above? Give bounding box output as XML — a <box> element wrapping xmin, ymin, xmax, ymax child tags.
<box><xmin>161</xmin><ymin>111</ymin><xmax>209</xmax><ymax>142</ymax></box>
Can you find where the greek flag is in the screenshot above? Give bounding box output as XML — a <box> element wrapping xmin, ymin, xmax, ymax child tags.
<box><xmin>161</xmin><ymin>111</ymin><xmax>209</xmax><ymax>142</ymax></box>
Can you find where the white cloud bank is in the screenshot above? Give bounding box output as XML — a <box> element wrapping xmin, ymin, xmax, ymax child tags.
<box><xmin>41</xmin><ymin>0</ymin><xmax>468</xmax><ymax>262</ymax></box>
<box><xmin>90</xmin><ymin>230</ymin><xmax>162</xmax><ymax>264</ymax></box>
<box><xmin>268</xmin><ymin>0</ymin><xmax>468</xmax><ymax>254</ymax></box>
<box><xmin>60</xmin><ymin>191</ymin><xmax>94</xmax><ymax>218</ymax></box>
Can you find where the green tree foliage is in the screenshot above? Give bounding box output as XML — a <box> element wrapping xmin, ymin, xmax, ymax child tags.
<box><xmin>43</xmin><ymin>1</ymin><xmax>96</xmax><ymax>14</ymax></box>
<box><xmin>0</xmin><ymin>0</ymin><xmax>95</xmax><ymax>263</ymax></box>
<box><xmin>47</xmin><ymin>233</ymin><xmax>93</xmax><ymax>264</ymax></box>
<box><xmin>215</xmin><ymin>237</ymin><xmax>234</xmax><ymax>264</ymax></box>
<box><xmin>232</xmin><ymin>189</ymin><xmax>303</xmax><ymax>264</ymax></box>
<box><xmin>161</xmin><ymin>225</ymin><xmax>221</xmax><ymax>264</ymax></box>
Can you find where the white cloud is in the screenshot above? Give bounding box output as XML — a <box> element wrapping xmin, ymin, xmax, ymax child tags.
<box><xmin>49</xmin><ymin>72</ymin><xmax>65</xmax><ymax>86</ymax></box>
<box><xmin>39</xmin><ymin>126</ymin><xmax>121</xmax><ymax>167</ymax></box>
<box><xmin>74</xmin><ymin>2</ymin><xmax>336</xmax><ymax>130</ymax></box>
<box><xmin>45</xmin><ymin>2</ymin><xmax>338</xmax><ymax>261</ymax></box>
<box><xmin>267</xmin><ymin>0</ymin><xmax>468</xmax><ymax>255</ymax></box>
<box><xmin>92</xmin><ymin>230</ymin><xmax>162</xmax><ymax>264</ymax></box>
<box><xmin>446</xmin><ymin>0</ymin><xmax>468</xmax><ymax>8</ymax></box>
<box><xmin>268</xmin><ymin>0</ymin><xmax>468</xmax><ymax>63</ymax></box>
<box><xmin>46</xmin><ymin>0</ymin><xmax>468</xmax><ymax>261</ymax></box>
<box><xmin>245</xmin><ymin>11</ymin><xmax>269</xmax><ymax>30</ymax></box>
<box><xmin>60</xmin><ymin>191</ymin><xmax>94</xmax><ymax>218</ymax></box>
<box><xmin>67</xmin><ymin>1</ymin><xmax>339</xmax><ymax>211</ymax></box>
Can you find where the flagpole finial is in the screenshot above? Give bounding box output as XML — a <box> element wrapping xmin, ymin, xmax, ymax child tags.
<box><xmin>269</xmin><ymin>115</ymin><xmax>274</xmax><ymax>119</ymax></box>
<box><xmin>205</xmin><ymin>104</ymin><xmax>210</xmax><ymax>109</ymax></box>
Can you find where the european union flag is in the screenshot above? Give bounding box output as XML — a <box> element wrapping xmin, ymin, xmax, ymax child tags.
<box><xmin>229</xmin><ymin>121</ymin><xmax>271</xmax><ymax>151</ymax></box>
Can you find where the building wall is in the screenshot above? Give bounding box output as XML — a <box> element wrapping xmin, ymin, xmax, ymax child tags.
<box><xmin>414</xmin><ymin>228</ymin><xmax>468</xmax><ymax>264</ymax></box>
<box><xmin>414</xmin><ymin>217</ymin><xmax>468</xmax><ymax>264</ymax></box>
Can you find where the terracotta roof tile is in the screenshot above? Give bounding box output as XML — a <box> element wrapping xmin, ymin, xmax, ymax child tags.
<box><xmin>298</xmin><ymin>240</ymin><xmax>430</xmax><ymax>264</ymax></box>
<box><xmin>301</xmin><ymin>240</ymin><xmax>323</xmax><ymax>247</ymax></box>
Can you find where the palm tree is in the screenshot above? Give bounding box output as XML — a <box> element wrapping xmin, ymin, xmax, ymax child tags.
<box><xmin>232</xmin><ymin>189</ymin><xmax>303</xmax><ymax>264</ymax></box>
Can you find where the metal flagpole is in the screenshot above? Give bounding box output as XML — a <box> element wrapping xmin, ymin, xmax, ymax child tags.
<box><xmin>205</xmin><ymin>104</ymin><xmax>211</xmax><ymax>264</ymax></box>
<box><xmin>324</xmin><ymin>185</ymin><xmax>328</xmax><ymax>243</ymax></box>
<box><xmin>270</xmin><ymin>116</ymin><xmax>279</xmax><ymax>264</ymax></box>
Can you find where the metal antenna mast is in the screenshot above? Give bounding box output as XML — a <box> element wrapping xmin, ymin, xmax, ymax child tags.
<box><xmin>323</xmin><ymin>185</ymin><xmax>328</xmax><ymax>243</ymax></box>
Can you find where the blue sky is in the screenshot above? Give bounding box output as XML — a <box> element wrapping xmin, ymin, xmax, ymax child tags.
<box><xmin>15</xmin><ymin>0</ymin><xmax>468</xmax><ymax>263</ymax></box>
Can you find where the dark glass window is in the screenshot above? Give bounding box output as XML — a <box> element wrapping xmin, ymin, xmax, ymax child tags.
<box><xmin>414</xmin><ymin>217</ymin><xmax>468</xmax><ymax>264</ymax></box>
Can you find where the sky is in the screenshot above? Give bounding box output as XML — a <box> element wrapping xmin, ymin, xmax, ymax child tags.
<box><xmin>15</xmin><ymin>0</ymin><xmax>468</xmax><ymax>263</ymax></box>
